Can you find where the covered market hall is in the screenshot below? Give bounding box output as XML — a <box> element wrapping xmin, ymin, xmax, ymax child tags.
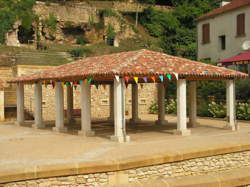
<box><xmin>8</xmin><ymin>49</ymin><xmax>248</xmax><ymax>143</ymax></box>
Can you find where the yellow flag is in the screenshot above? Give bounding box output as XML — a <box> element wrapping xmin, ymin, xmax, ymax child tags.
<box><xmin>134</xmin><ymin>77</ymin><xmax>138</xmax><ymax>84</ymax></box>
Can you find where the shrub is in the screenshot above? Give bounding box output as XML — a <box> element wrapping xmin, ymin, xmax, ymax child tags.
<box><xmin>208</xmin><ymin>102</ymin><xmax>226</xmax><ymax>118</ymax></box>
<box><xmin>166</xmin><ymin>99</ymin><xmax>177</xmax><ymax>114</ymax></box>
<box><xmin>69</xmin><ymin>47</ymin><xmax>91</xmax><ymax>58</ymax></box>
<box><xmin>197</xmin><ymin>100</ymin><xmax>212</xmax><ymax>117</ymax></box>
<box><xmin>100</xmin><ymin>9</ymin><xmax>118</xmax><ymax>18</ymax></box>
<box><xmin>149</xmin><ymin>102</ymin><xmax>158</xmax><ymax>114</ymax></box>
<box><xmin>237</xmin><ymin>103</ymin><xmax>250</xmax><ymax>120</ymax></box>
<box><xmin>76</xmin><ymin>36</ymin><xmax>89</xmax><ymax>45</ymax></box>
<box><xmin>106</xmin><ymin>24</ymin><xmax>116</xmax><ymax>46</ymax></box>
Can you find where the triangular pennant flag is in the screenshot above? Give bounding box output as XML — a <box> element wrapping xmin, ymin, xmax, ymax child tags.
<box><xmin>125</xmin><ymin>82</ymin><xmax>129</xmax><ymax>88</ymax></box>
<box><xmin>74</xmin><ymin>85</ymin><xmax>77</xmax><ymax>90</ymax></box>
<box><xmin>134</xmin><ymin>77</ymin><xmax>138</xmax><ymax>84</ymax></box>
<box><xmin>173</xmin><ymin>72</ymin><xmax>179</xmax><ymax>80</ymax></box>
<box><xmin>87</xmin><ymin>78</ymin><xmax>93</xmax><ymax>84</ymax></box>
<box><xmin>79</xmin><ymin>80</ymin><xmax>83</xmax><ymax>85</ymax></box>
<box><xmin>115</xmin><ymin>75</ymin><xmax>120</xmax><ymax>82</ymax></box>
<box><xmin>166</xmin><ymin>74</ymin><xmax>172</xmax><ymax>80</ymax></box>
<box><xmin>151</xmin><ymin>76</ymin><xmax>156</xmax><ymax>83</ymax></box>
<box><xmin>140</xmin><ymin>84</ymin><xmax>144</xmax><ymax>89</ymax></box>
<box><xmin>95</xmin><ymin>84</ymin><xmax>99</xmax><ymax>89</ymax></box>
<box><xmin>124</xmin><ymin>76</ymin><xmax>130</xmax><ymax>83</ymax></box>
<box><xmin>61</xmin><ymin>82</ymin><xmax>64</xmax><ymax>88</ymax></box>
<box><xmin>52</xmin><ymin>81</ymin><xmax>55</xmax><ymax>89</ymax></box>
<box><xmin>159</xmin><ymin>75</ymin><xmax>164</xmax><ymax>82</ymax></box>
<box><xmin>143</xmin><ymin>77</ymin><xmax>148</xmax><ymax>83</ymax></box>
<box><xmin>84</xmin><ymin>79</ymin><xmax>88</xmax><ymax>84</ymax></box>
<box><xmin>102</xmin><ymin>84</ymin><xmax>107</xmax><ymax>90</ymax></box>
<box><xmin>66</xmin><ymin>82</ymin><xmax>71</xmax><ymax>86</ymax></box>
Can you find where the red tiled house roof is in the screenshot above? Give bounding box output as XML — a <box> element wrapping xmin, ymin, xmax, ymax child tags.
<box><xmin>219</xmin><ymin>51</ymin><xmax>250</xmax><ymax>64</ymax></box>
<box><xmin>197</xmin><ymin>0</ymin><xmax>250</xmax><ymax>21</ymax></box>
<box><xmin>8</xmin><ymin>49</ymin><xmax>248</xmax><ymax>84</ymax></box>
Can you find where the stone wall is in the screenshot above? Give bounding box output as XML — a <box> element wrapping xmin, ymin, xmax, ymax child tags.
<box><xmin>3</xmin><ymin>151</ymin><xmax>250</xmax><ymax>187</ymax></box>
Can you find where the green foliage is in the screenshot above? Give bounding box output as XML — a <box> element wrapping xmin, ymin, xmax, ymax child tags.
<box><xmin>139</xmin><ymin>0</ymin><xmax>220</xmax><ymax>59</ymax></box>
<box><xmin>100</xmin><ymin>8</ymin><xmax>118</xmax><ymax>18</ymax></box>
<box><xmin>76</xmin><ymin>36</ymin><xmax>89</xmax><ymax>45</ymax></box>
<box><xmin>43</xmin><ymin>13</ymin><xmax>57</xmax><ymax>33</ymax></box>
<box><xmin>237</xmin><ymin>103</ymin><xmax>250</xmax><ymax>120</ymax></box>
<box><xmin>0</xmin><ymin>0</ymin><xmax>35</xmax><ymax>44</ymax></box>
<box><xmin>197</xmin><ymin>100</ymin><xmax>212</xmax><ymax>117</ymax></box>
<box><xmin>236</xmin><ymin>79</ymin><xmax>250</xmax><ymax>101</ymax></box>
<box><xmin>138</xmin><ymin>0</ymin><xmax>155</xmax><ymax>5</ymax></box>
<box><xmin>69</xmin><ymin>47</ymin><xmax>91</xmax><ymax>58</ymax></box>
<box><xmin>106</xmin><ymin>24</ymin><xmax>116</xmax><ymax>46</ymax></box>
<box><xmin>149</xmin><ymin>99</ymin><xmax>177</xmax><ymax>114</ymax></box>
<box><xmin>208</xmin><ymin>102</ymin><xmax>226</xmax><ymax>118</ymax></box>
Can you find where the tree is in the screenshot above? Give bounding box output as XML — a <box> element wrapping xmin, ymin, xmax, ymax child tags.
<box><xmin>0</xmin><ymin>0</ymin><xmax>35</xmax><ymax>44</ymax></box>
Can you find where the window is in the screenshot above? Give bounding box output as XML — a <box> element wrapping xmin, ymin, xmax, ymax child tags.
<box><xmin>237</xmin><ymin>13</ymin><xmax>245</xmax><ymax>36</ymax></box>
<box><xmin>219</xmin><ymin>35</ymin><xmax>226</xmax><ymax>50</ymax></box>
<box><xmin>202</xmin><ymin>23</ymin><xmax>210</xmax><ymax>44</ymax></box>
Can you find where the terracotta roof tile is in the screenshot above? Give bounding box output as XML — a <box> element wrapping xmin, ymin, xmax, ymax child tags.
<box><xmin>197</xmin><ymin>0</ymin><xmax>250</xmax><ymax>21</ymax></box>
<box><xmin>219</xmin><ymin>50</ymin><xmax>250</xmax><ymax>64</ymax></box>
<box><xmin>8</xmin><ymin>49</ymin><xmax>248</xmax><ymax>83</ymax></box>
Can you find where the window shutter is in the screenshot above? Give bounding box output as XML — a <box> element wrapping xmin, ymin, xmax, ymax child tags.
<box><xmin>237</xmin><ymin>13</ymin><xmax>245</xmax><ymax>36</ymax></box>
<box><xmin>202</xmin><ymin>23</ymin><xmax>210</xmax><ymax>44</ymax></box>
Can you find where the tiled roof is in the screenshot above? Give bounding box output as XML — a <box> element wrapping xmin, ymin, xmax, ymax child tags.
<box><xmin>197</xmin><ymin>0</ymin><xmax>250</xmax><ymax>21</ymax></box>
<box><xmin>8</xmin><ymin>49</ymin><xmax>248</xmax><ymax>83</ymax></box>
<box><xmin>219</xmin><ymin>51</ymin><xmax>250</xmax><ymax>64</ymax></box>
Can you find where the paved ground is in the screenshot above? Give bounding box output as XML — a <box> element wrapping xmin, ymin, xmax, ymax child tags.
<box><xmin>0</xmin><ymin>114</ymin><xmax>250</xmax><ymax>181</ymax></box>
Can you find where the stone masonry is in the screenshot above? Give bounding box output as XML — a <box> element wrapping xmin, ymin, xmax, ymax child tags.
<box><xmin>2</xmin><ymin>151</ymin><xmax>250</xmax><ymax>187</ymax></box>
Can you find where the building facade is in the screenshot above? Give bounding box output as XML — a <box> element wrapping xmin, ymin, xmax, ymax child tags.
<box><xmin>197</xmin><ymin>0</ymin><xmax>250</xmax><ymax>73</ymax></box>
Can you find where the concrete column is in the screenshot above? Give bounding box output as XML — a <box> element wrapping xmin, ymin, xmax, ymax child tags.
<box><xmin>53</xmin><ymin>82</ymin><xmax>67</xmax><ymax>132</ymax></box>
<box><xmin>130</xmin><ymin>84</ymin><xmax>141</xmax><ymax>123</ymax></box>
<box><xmin>32</xmin><ymin>83</ymin><xmax>44</xmax><ymax>129</ymax></box>
<box><xmin>225</xmin><ymin>80</ymin><xmax>237</xmax><ymax>131</ymax></box>
<box><xmin>226</xmin><ymin>81</ymin><xmax>229</xmax><ymax>121</ymax></box>
<box><xmin>176</xmin><ymin>79</ymin><xmax>190</xmax><ymax>136</ymax></box>
<box><xmin>66</xmin><ymin>85</ymin><xmax>73</xmax><ymax>124</ymax></box>
<box><xmin>16</xmin><ymin>83</ymin><xmax>24</xmax><ymax>126</ymax></box>
<box><xmin>111</xmin><ymin>78</ymin><xmax>130</xmax><ymax>142</ymax></box>
<box><xmin>188</xmin><ymin>81</ymin><xmax>198</xmax><ymax>127</ymax></box>
<box><xmin>155</xmin><ymin>83</ymin><xmax>167</xmax><ymax>125</ymax></box>
<box><xmin>78</xmin><ymin>82</ymin><xmax>95</xmax><ymax>136</ymax></box>
<box><xmin>0</xmin><ymin>90</ymin><xmax>5</xmax><ymax>121</ymax></box>
<box><xmin>108</xmin><ymin>84</ymin><xmax>114</xmax><ymax>121</ymax></box>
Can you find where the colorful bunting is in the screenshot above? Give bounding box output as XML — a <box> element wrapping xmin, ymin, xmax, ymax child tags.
<box><xmin>102</xmin><ymin>84</ymin><xmax>107</xmax><ymax>90</ymax></box>
<box><xmin>115</xmin><ymin>75</ymin><xmax>120</xmax><ymax>82</ymax></box>
<box><xmin>84</xmin><ymin>79</ymin><xmax>88</xmax><ymax>84</ymax></box>
<box><xmin>159</xmin><ymin>75</ymin><xmax>164</xmax><ymax>82</ymax></box>
<box><xmin>134</xmin><ymin>77</ymin><xmax>138</xmax><ymax>84</ymax></box>
<box><xmin>166</xmin><ymin>74</ymin><xmax>172</xmax><ymax>80</ymax></box>
<box><xmin>124</xmin><ymin>76</ymin><xmax>130</xmax><ymax>83</ymax></box>
<box><xmin>151</xmin><ymin>76</ymin><xmax>156</xmax><ymax>83</ymax></box>
<box><xmin>87</xmin><ymin>77</ymin><xmax>93</xmax><ymax>84</ymax></box>
<box><xmin>52</xmin><ymin>81</ymin><xmax>55</xmax><ymax>89</ymax></box>
<box><xmin>173</xmin><ymin>73</ymin><xmax>179</xmax><ymax>80</ymax></box>
<box><xmin>143</xmin><ymin>77</ymin><xmax>148</xmax><ymax>83</ymax></box>
<box><xmin>61</xmin><ymin>82</ymin><xmax>64</xmax><ymax>88</ymax></box>
<box><xmin>79</xmin><ymin>80</ymin><xmax>83</xmax><ymax>85</ymax></box>
<box><xmin>95</xmin><ymin>84</ymin><xmax>99</xmax><ymax>89</ymax></box>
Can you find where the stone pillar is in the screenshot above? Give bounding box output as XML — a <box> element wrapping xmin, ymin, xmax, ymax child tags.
<box><xmin>188</xmin><ymin>81</ymin><xmax>198</xmax><ymax>127</ymax></box>
<box><xmin>16</xmin><ymin>83</ymin><xmax>24</xmax><ymax>126</ymax></box>
<box><xmin>0</xmin><ymin>90</ymin><xmax>5</xmax><ymax>121</ymax></box>
<box><xmin>226</xmin><ymin>81</ymin><xmax>229</xmax><ymax>121</ymax></box>
<box><xmin>130</xmin><ymin>84</ymin><xmax>141</xmax><ymax>123</ymax></box>
<box><xmin>108</xmin><ymin>84</ymin><xmax>114</xmax><ymax>121</ymax></box>
<box><xmin>53</xmin><ymin>82</ymin><xmax>67</xmax><ymax>132</ymax></box>
<box><xmin>155</xmin><ymin>83</ymin><xmax>167</xmax><ymax>125</ymax></box>
<box><xmin>176</xmin><ymin>79</ymin><xmax>190</xmax><ymax>136</ymax></box>
<box><xmin>66</xmin><ymin>85</ymin><xmax>73</xmax><ymax>124</ymax></box>
<box><xmin>111</xmin><ymin>78</ymin><xmax>130</xmax><ymax>143</ymax></box>
<box><xmin>225</xmin><ymin>80</ymin><xmax>236</xmax><ymax>131</ymax></box>
<box><xmin>78</xmin><ymin>82</ymin><xmax>95</xmax><ymax>136</ymax></box>
<box><xmin>32</xmin><ymin>83</ymin><xmax>44</xmax><ymax>129</ymax></box>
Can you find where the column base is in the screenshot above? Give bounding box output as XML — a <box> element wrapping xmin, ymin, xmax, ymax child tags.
<box><xmin>15</xmin><ymin>121</ymin><xmax>23</xmax><ymax>126</ymax></box>
<box><xmin>78</xmin><ymin>130</ymin><xmax>95</xmax><ymax>137</ymax></box>
<box><xmin>52</xmin><ymin>127</ymin><xmax>68</xmax><ymax>133</ymax></box>
<box><xmin>129</xmin><ymin>118</ymin><xmax>141</xmax><ymax>124</ymax></box>
<box><xmin>155</xmin><ymin>120</ymin><xmax>168</xmax><ymax>125</ymax></box>
<box><xmin>32</xmin><ymin>124</ymin><xmax>46</xmax><ymax>129</ymax></box>
<box><xmin>173</xmin><ymin>129</ymin><xmax>191</xmax><ymax>136</ymax></box>
<box><xmin>224</xmin><ymin>125</ymin><xmax>236</xmax><ymax>131</ymax></box>
<box><xmin>110</xmin><ymin>135</ymin><xmax>130</xmax><ymax>143</ymax></box>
